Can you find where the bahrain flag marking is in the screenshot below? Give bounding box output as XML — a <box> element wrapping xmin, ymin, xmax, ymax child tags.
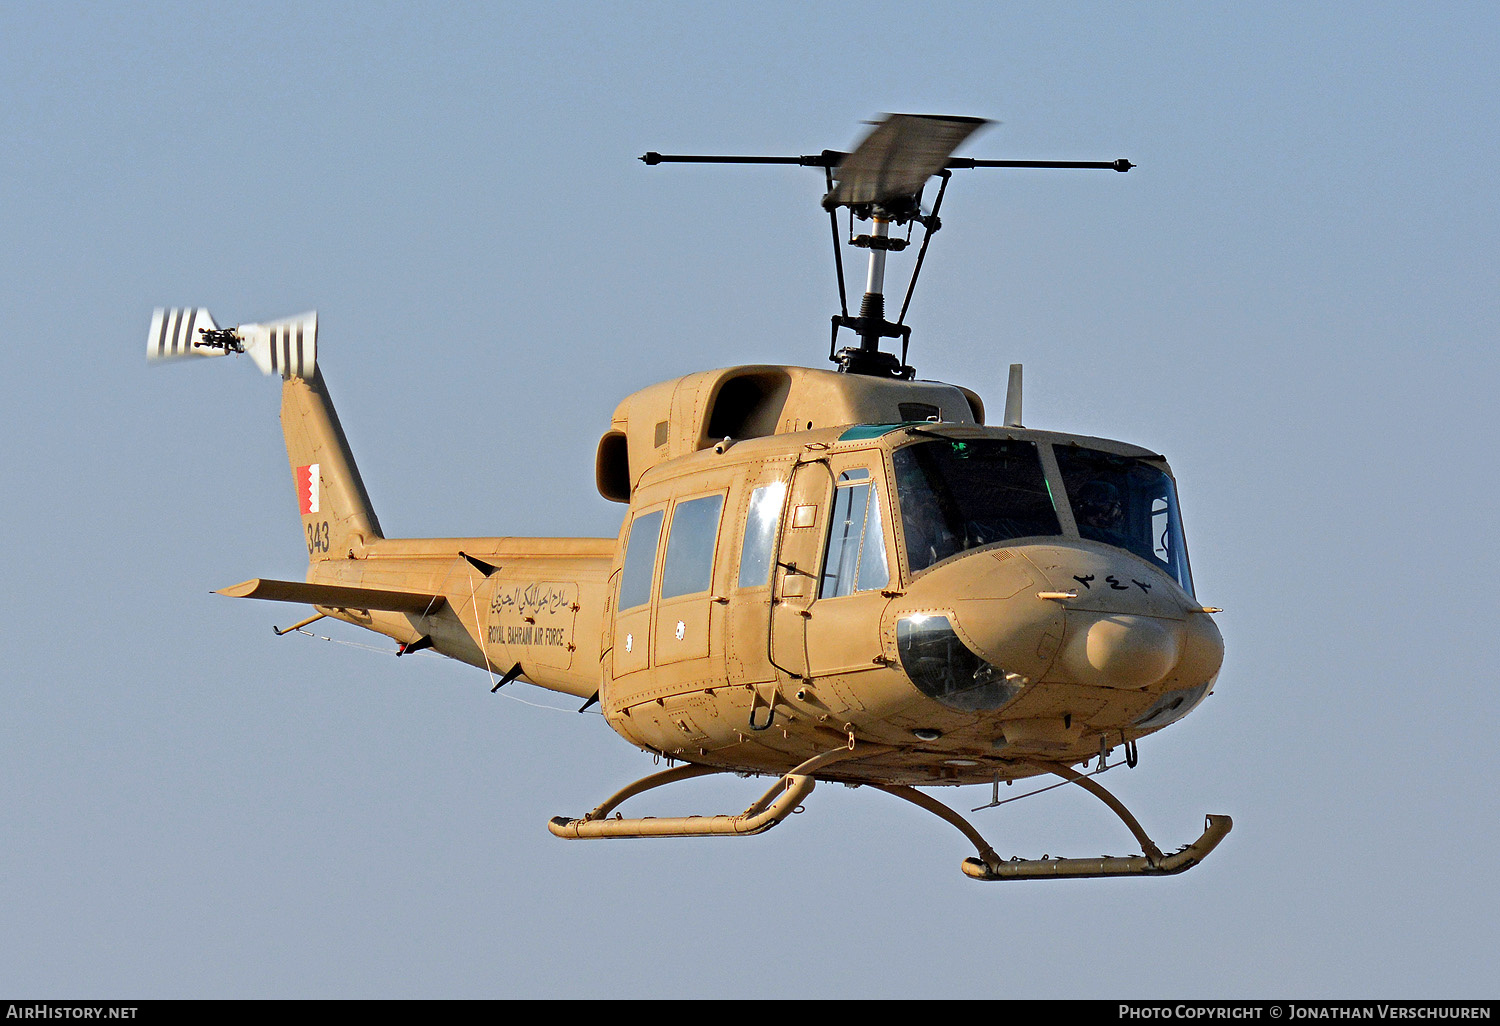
<box><xmin>297</xmin><ymin>464</ymin><xmax>321</xmax><ymax>515</ymax></box>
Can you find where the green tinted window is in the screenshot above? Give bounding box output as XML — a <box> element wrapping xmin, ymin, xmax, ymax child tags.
<box><xmin>893</xmin><ymin>438</ymin><xmax>1060</xmax><ymax>572</ymax></box>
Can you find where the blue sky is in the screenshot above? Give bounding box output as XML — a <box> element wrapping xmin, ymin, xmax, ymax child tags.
<box><xmin>2</xmin><ymin>1</ymin><xmax>1497</xmax><ymax>998</ymax></box>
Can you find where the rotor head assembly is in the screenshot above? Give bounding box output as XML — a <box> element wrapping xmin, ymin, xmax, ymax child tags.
<box><xmin>642</xmin><ymin>113</ymin><xmax>1132</xmax><ymax>379</ymax></box>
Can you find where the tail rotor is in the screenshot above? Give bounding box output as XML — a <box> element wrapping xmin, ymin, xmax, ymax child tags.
<box><xmin>147</xmin><ymin>307</ymin><xmax>317</xmax><ymax>380</ymax></box>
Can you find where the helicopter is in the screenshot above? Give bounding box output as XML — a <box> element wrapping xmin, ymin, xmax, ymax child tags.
<box><xmin>148</xmin><ymin>114</ymin><xmax>1229</xmax><ymax>881</ymax></box>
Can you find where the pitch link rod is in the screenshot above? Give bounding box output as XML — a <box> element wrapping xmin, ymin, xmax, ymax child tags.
<box><xmin>547</xmin><ymin>746</ymin><xmax>864</xmax><ymax>840</ymax></box>
<box><xmin>640</xmin><ymin>152</ymin><xmax>1132</xmax><ymax>172</ymax></box>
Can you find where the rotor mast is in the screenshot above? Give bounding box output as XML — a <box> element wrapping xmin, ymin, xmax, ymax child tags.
<box><xmin>641</xmin><ymin>113</ymin><xmax>1133</xmax><ymax>379</ymax></box>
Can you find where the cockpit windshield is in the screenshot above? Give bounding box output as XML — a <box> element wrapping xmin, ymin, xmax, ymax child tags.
<box><xmin>892</xmin><ymin>438</ymin><xmax>1061</xmax><ymax>573</ymax></box>
<box><xmin>1054</xmin><ymin>445</ymin><xmax>1194</xmax><ymax>595</ymax></box>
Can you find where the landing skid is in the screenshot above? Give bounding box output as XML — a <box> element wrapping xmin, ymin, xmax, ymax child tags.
<box><xmin>872</xmin><ymin>763</ymin><xmax>1231</xmax><ymax>880</ymax></box>
<box><xmin>958</xmin><ymin>813</ymin><xmax>1231</xmax><ymax>880</ymax></box>
<box><xmin>547</xmin><ymin>747</ymin><xmax>862</xmax><ymax>839</ymax></box>
<box><xmin>548</xmin><ymin>751</ymin><xmax>1230</xmax><ymax>880</ymax></box>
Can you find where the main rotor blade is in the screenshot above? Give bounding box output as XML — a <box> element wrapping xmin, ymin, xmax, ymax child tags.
<box><xmin>823</xmin><ymin>114</ymin><xmax>990</xmax><ymax>211</ymax></box>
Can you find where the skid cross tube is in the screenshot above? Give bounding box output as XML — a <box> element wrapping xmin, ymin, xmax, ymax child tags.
<box><xmin>548</xmin><ymin>746</ymin><xmax>863</xmax><ymax>840</ymax></box>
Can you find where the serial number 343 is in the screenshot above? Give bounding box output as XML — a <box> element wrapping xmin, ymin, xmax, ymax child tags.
<box><xmin>306</xmin><ymin>520</ymin><xmax>331</xmax><ymax>554</ymax></box>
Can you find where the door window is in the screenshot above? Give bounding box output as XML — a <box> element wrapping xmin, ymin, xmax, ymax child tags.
<box><xmin>820</xmin><ymin>469</ymin><xmax>889</xmax><ymax>598</ymax></box>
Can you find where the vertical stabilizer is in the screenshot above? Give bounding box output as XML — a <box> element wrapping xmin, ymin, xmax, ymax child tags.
<box><xmin>281</xmin><ymin>369</ymin><xmax>383</xmax><ymax>560</ymax></box>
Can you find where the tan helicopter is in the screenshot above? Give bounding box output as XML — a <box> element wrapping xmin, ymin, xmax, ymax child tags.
<box><xmin>148</xmin><ymin>114</ymin><xmax>1229</xmax><ymax>880</ymax></box>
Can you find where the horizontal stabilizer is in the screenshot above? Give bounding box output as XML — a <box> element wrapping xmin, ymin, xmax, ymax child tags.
<box><xmin>217</xmin><ymin>577</ymin><xmax>446</xmax><ymax>614</ymax></box>
<box><xmin>147</xmin><ymin>309</ymin><xmax>318</xmax><ymax>379</ymax></box>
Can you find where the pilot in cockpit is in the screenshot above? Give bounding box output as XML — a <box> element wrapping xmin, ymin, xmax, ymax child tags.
<box><xmin>1074</xmin><ymin>480</ymin><xmax>1126</xmax><ymax>544</ymax></box>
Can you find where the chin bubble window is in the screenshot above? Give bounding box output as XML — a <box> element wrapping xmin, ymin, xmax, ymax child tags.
<box><xmin>896</xmin><ymin>614</ymin><xmax>1022</xmax><ymax>712</ymax></box>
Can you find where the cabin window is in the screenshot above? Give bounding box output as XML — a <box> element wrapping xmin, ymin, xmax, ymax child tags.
<box><xmin>660</xmin><ymin>494</ymin><xmax>725</xmax><ymax>599</ymax></box>
<box><xmin>819</xmin><ymin>469</ymin><xmax>889</xmax><ymax>598</ymax></box>
<box><xmin>619</xmin><ymin>508</ymin><xmax>664</xmax><ymax>610</ymax></box>
<box><xmin>893</xmin><ymin>438</ymin><xmax>1061</xmax><ymax>573</ymax></box>
<box><xmin>737</xmin><ymin>481</ymin><xmax>785</xmax><ymax>588</ymax></box>
<box><xmin>1054</xmin><ymin>445</ymin><xmax>1195</xmax><ymax>595</ymax></box>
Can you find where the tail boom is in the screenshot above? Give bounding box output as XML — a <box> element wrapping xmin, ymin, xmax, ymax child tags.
<box><xmin>152</xmin><ymin>308</ymin><xmax>616</xmax><ymax>700</ymax></box>
<box><xmin>223</xmin><ymin>537</ymin><xmax>616</xmax><ymax>699</ymax></box>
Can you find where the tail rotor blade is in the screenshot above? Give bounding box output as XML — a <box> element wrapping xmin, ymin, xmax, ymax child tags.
<box><xmin>145</xmin><ymin>308</ymin><xmax>317</xmax><ymax>379</ymax></box>
<box><xmin>237</xmin><ymin>312</ymin><xmax>318</xmax><ymax>379</ymax></box>
<box><xmin>146</xmin><ymin>307</ymin><xmax>220</xmax><ymax>362</ymax></box>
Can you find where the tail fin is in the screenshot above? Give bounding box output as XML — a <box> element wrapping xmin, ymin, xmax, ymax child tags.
<box><xmin>147</xmin><ymin>308</ymin><xmax>381</xmax><ymax>561</ymax></box>
<box><xmin>281</xmin><ymin>368</ymin><xmax>383</xmax><ymax>560</ymax></box>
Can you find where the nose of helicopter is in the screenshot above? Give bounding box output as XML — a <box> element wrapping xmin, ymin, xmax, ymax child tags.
<box><xmin>1031</xmin><ymin>542</ymin><xmax>1225</xmax><ymax>691</ymax></box>
<box><xmin>891</xmin><ymin>544</ymin><xmax>1223</xmax><ymax>706</ymax></box>
<box><xmin>1058</xmin><ymin>613</ymin><xmax>1180</xmax><ymax>688</ymax></box>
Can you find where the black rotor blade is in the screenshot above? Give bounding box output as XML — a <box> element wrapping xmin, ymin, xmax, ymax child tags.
<box><xmin>640</xmin><ymin>149</ymin><xmax>1132</xmax><ymax>175</ymax></box>
<box><xmin>952</xmin><ymin>157</ymin><xmax>1134</xmax><ymax>171</ymax></box>
<box><xmin>822</xmin><ymin>114</ymin><xmax>990</xmax><ymax>211</ymax></box>
<box><xmin>640</xmin><ymin>151</ymin><xmax>842</xmax><ymax>167</ymax></box>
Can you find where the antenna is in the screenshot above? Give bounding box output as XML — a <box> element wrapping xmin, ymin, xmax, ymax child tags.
<box><xmin>1004</xmin><ymin>364</ymin><xmax>1024</xmax><ymax>427</ymax></box>
<box><xmin>642</xmin><ymin>114</ymin><xmax>1132</xmax><ymax>379</ymax></box>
